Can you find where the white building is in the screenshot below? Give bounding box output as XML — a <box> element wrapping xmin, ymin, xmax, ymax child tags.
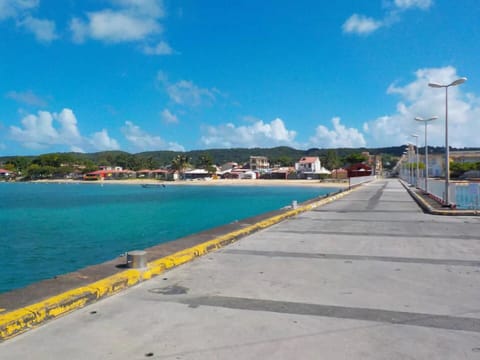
<box><xmin>295</xmin><ymin>156</ymin><xmax>322</xmax><ymax>174</ymax></box>
<box><xmin>295</xmin><ymin>156</ymin><xmax>330</xmax><ymax>178</ymax></box>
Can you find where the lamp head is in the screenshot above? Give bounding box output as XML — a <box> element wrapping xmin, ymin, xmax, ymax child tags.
<box><xmin>449</xmin><ymin>77</ymin><xmax>467</xmax><ymax>87</ymax></box>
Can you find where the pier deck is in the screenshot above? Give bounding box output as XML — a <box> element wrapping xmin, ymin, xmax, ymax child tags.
<box><xmin>1</xmin><ymin>179</ymin><xmax>480</xmax><ymax>359</ymax></box>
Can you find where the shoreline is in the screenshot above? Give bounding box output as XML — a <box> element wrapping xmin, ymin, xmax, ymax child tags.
<box><xmin>23</xmin><ymin>178</ymin><xmax>349</xmax><ymax>188</ymax></box>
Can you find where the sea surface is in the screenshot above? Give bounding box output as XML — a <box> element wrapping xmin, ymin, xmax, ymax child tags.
<box><xmin>0</xmin><ymin>182</ymin><xmax>340</xmax><ymax>293</ymax></box>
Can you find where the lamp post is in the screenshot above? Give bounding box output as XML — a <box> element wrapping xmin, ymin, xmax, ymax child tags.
<box><xmin>410</xmin><ymin>134</ymin><xmax>419</xmax><ymax>187</ymax></box>
<box><xmin>402</xmin><ymin>151</ymin><xmax>408</xmax><ymax>181</ymax></box>
<box><xmin>415</xmin><ymin>116</ymin><xmax>438</xmax><ymax>194</ymax></box>
<box><xmin>428</xmin><ymin>77</ymin><xmax>467</xmax><ymax>206</ymax></box>
<box><xmin>406</xmin><ymin>143</ymin><xmax>414</xmax><ymax>185</ymax></box>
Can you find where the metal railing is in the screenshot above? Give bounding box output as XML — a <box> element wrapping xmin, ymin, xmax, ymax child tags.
<box><xmin>400</xmin><ymin>172</ymin><xmax>480</xmax><ymax>210</ymax></box>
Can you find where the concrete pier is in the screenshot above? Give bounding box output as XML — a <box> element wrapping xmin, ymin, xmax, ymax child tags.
<box><xmin>1</xmin><ymin>179</ymin><xmax>480</xmax><ymax>359</ymax></box>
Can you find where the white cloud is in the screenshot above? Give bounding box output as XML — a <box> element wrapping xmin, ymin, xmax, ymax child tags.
<box><xmin>111</xmin><ymin>0</ymin><xmax>164</xmax><ymax>17</ymax></box>
<box><xmin>121</xmin><ymin>120</ymin><xmax>184</xmax><ymax>151</ymax></box>
<box><xmin>310</xmin><ymin>117</ymin><xmax>366</xmax><ymax>148</ymax></box>
<box><xmin>71</xmin><ymin>10</ymin><xmax>161</xmax><ymax>43</ymax></box>
<box><xmin>394</xmin><ymin>0</ymin><xmax>433</xmax><ymax>10</ymax></box>
<box><xmin>9</xmin><ymin>109</ymin><xmax>83</xmax><ymax>149</ymax></box>
<box><xmin>161</xmin><ymin>109</ymin><xmax>178</xmax><ymax>124</ymax></box>
<box><xmin>200</xmin><ymin>118</ymin><xmax>297</xmax><ymax>148</ymax></box>
<box><xmin>70</xmin><ymin>0</ymin><xmax>165</xmax><ymax>44</ymax></box>
<box><xmin>8</xmin><ymin>108</ymin><xmax>123</xmax><ymax>152</ymax></box>
<box><xmin>343</xmin><ymin>0</ymin><xmax>433</xmax><ymax>36</ymax></box>
<box><xmin>365</xmin><ymin>66</ymin><xmax>478</xmax><ymax>147</ymax></box>
<box><xmin>6</xmin><ymin>90</ymin><xmax>47</xmax><ymax>107</ymax></box>
<box><xmin>0</xmin><ymin>1</ymin><xmax>58</xmax><ymax>43</ymax></box>
<box><xmin>158</xmin><ymin>72</ymin><xmax>217</xmax><ymax>107</ymax></box>
<box><xmin>90</xmin><ymin>129</ymin><xmax>120</xmax><ymax>150</ymax></box>
<box><xmin>143</xmin><ymin>40</ymin><xmax>174</xmax><ymax>55</ymax></box>
<box><xmin>17</xmin><ymin>16</ymin><xmax>58</xmax><ymax>42</ymax></box>
<box><xmin>0</xmin><ymin>0</ymin><xmax>38</xmax><ymax>20</ymax></box>
<box><xmin>57</xmin><ymin>109</ymin><xmax>81</xmax><ymax>142</ymax></box>
<box><xmin>342</xmin><ymin>14</ymin><xmax>382</xmax><ymax>35</ymax></box>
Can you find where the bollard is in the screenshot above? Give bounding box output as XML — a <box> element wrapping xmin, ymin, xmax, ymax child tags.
<box><xmin>292</xmin><ymin>200</ymin><xmax>297</xmax><ymax>209</ymax></box>
<box><xmin>126</xmin><ymin>250</ymin><xmax>147</xmax><ymax>269</ymax></box>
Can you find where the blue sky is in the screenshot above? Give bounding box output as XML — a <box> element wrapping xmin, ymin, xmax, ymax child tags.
<box><xmin>1</xmin><ymin>0</ymin><xmax>479</xmax><ymax>156</ymax></box>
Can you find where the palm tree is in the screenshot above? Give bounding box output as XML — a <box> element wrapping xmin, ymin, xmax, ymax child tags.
<box><xmin>171</xmin><ymin>155</ymin><xmax>191</xmax><ymax>180</ymax></box>
<box><xmin>197</xmin><ymin>154</ymin><xmax>217</xmax><ymax>175</ymax></box>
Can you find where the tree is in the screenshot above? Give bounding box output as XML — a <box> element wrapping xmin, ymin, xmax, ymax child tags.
<box><xmin>450</xmin><ymin>161</ymin><xmax>477</xmax><ymax>178</ymax></box>
<box><xmin>197</xmin><ymin>154</ymin><xmax>213</xmax><ymax>168</ymax></box>
<box><xmin>343</xmin><ymin>153</ymin><xmax>368</xmax><ymax>165</ymax></box>
<box><xmin>323</xmin><ymin>150</ymin><xmax>340</xmax><ymax>170</ymax></box>
<box><xmin>272</xmin><ymin>156</ymin><xmax>294</xmax><ymax>167</ymax></box>
<box><xmin>171</xmin><ymin>155</ymin><xmax>191</xmax><ymax>179</ymax></box>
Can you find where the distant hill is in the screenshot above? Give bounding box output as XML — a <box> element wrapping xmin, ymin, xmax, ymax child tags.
<box><xmin>2</xmin><ymin>146</ymin><xmax>479</xmax><ymax>170</ymax></box>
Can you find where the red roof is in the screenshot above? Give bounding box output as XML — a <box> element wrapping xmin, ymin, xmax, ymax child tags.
<box><xmin>298</xmin><ymin>157</ymin><xmax>319</xmax><ymax>164</ymax></box>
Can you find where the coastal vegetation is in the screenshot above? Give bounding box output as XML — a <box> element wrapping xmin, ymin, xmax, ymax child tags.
<box><xmin>1</xmin><ymin>145</ymin><xmax>479</xmax><ymax>180</ymax></box>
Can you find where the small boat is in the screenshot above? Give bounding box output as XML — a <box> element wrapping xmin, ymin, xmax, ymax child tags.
<box><xmin>141</xmin><ymin>184</ymin><xmax>166</xmax><ymax>188</ymax></box>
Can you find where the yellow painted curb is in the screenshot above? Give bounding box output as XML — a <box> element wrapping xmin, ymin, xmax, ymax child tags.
<box><xmin>0</xmin><ymin>186</ymin><xmax>356</xmax><ymax>341</ymax></box>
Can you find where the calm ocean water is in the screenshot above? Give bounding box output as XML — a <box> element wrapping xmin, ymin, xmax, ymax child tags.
<box><xmin>0</xmin><ymin>182</ymin><xmax>340</xmax><ymax>293</ymax></box>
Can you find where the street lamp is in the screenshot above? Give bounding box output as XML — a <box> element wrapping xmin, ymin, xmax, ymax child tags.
<box><xmin>406</xmin><ymin>142</ymin><xmax>415</xmax><ymax>185</ymax></box>
<box><xmin>415</xmin><ymin>116</ymin><xmax>438</xmax><ymax>194</ymax></box>
<box><xmin>428</xmin><ymin>77</ymin><xmax>467</xmax><ymax>206</ymax></box>
<box><xmin>410</xmin><ymin>134</ymin><xmax>419</xmax><ymax>187</ymax></box>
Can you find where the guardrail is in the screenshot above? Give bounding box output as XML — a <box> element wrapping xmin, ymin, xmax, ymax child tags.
<box><xmin>399</xmin><ymin>173</ymin><xmax>480</xmax><ymax>210</ymax></box>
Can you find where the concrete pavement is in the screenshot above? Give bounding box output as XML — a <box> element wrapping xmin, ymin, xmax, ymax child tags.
<box><xmin>1</xmin><ymin>179</ymin><xmax>480</xmax><ymax>359</ymax></box>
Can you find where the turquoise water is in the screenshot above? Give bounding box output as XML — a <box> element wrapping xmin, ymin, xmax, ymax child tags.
<box><xmin>0</xmin><ymin>182</ymin><xmax>340</xmax><ymax>293</ymax></box>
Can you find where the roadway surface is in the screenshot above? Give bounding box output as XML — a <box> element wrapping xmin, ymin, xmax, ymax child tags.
<box><xmin>1</xmin><ymin>179</ymin><xmax>480</xmax><ymax>359</ymax></box>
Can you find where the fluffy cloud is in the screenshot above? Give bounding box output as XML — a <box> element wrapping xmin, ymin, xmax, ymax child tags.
<box><xmin>8</xmin><ymin>108</ymin><xmax>122</xmax><ymax>152</ymax></box>
<box><xmin>6</xmin><ymin>90</ymin><xmax>47</xmax><ymax>107</ymax></box>
<box><xmin>342</xmin><ymin>14</ymin><xmax>382</xmax><ymax>35</ymax></box>
<box><xmin>143</xmin><ymin>40</ymin><xmax>174</xmax><ymax>55</ymax></box>
<box><xmin>0</xmin><ymin>0</ymin><xmax>38</xmax><ymax>20</ymax></box>
<box><xmin>9</xmin><ymin>109</ymin><xmax>83</xmax><ymax>149</ymax></box>
<box><xmin>70</xmin><ymin>0</ymin><xmax>165</xmax><ymax>44</ymax></box>
<box><xmin>394</xmin><ymin>0</ymin><xmax>433</xmax><ymax>10</ymax></box>
<box><xmin>17</xmin><ymin>16</ymin><xmax>58</xmax><ymax>42</ymax></box>
<box><xmin>365</xmin><ymin>66</ymin><xmax>478</xmax><ymax>147</ymax></box>
<box><xmin>90</xmin><ymin>129</ymin><xmax>120</xmax><ymax>150</ymax></box>
<box><xmin>310</xmin><ymin>117</ymin><xmax>366</xmax><ymax>148</ymax></box>
<box><xmin>0</xmin><ymin>0</ymin><xmax>58</xmax><ymax>42</ymax></box>
<box><xmin>158</xmin><ymin>72</ymin><xmax>216</xmax><ymax>107</ymax></box>
<box><xmin>161</xmin><ymin>109</ymin><xmax>178</xmax><ymax>124</ymax></box>
<box><xmin>343</xmin><ymin>0</ymin><xmax>433</xmax><ymax>36</ymax></box>
<box><xmin>121</xmin><ymin>120</ymin><xmax>184</xmax><ymax>151</ymax></box>
<box><xmin>200</xmin><ymin>118</ymin><xmax>297</xmax><ymax>148</ymax></box>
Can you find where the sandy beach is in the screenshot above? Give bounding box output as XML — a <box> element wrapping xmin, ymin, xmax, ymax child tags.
<box><xmin>31</xmin><ymin>178</ymin><xmax>349</xmax><ymax>188</ymax></box>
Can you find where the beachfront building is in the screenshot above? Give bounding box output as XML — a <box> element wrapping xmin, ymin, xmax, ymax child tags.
<box><xmin>249</xmin><ymin>156</ymin><xmax>269</xmax><ymax>171</ymax></box>
<box><xmin>346</xmin><ymin>163</ymin><xmax>372</xmax><ymax>177</ymax></box>
<box><xmin>0</xmin><ymin>168</ymin><xmax>15</xmax><ymax>180</ymax></box>
<box><xmin>294</xmin><ymin>156</ymin><xmax>331</xmax><ymax>179</ymax></box>
<box><xmin>184</xmin><ymin>169</ymin><xmax>212</xmax><ymax>180</ymax></box>
<box><xmin>220</xmin><ymin>162</ymin><xmax>238</xmax><ymax>171</ymax></box>
<box><xmin>222</xmin><ymin>168</ymin><xmax>258</xmax><ymax>179</ymax></box>
<box><xmin>83</xmin><ymin>169</ymin><xmax>136</xmax><ymax>181</ymax></box>
<box><xmin>295</xmin><ymin>157</ymin><xmax>321</xmax><ymax>174</ymax></box>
